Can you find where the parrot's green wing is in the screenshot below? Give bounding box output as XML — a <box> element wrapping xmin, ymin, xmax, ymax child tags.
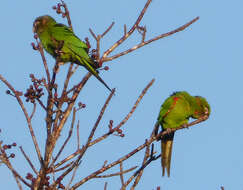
<box><xmin>158</xmin><ymin>91</ymin><xmax>192</xmax><ymax>128</ymax></box>
<box><xmin>157</xmin><ymin>96</ymin><xmax>174</xmax><ymax>123</ymax></box>
<box><xmin>50</xmin><ymin>24</ymin><xmax>88</xmax><ymax>49</ymax></box>
<box><xmin>49</xmin><ymin>24</ymin><xmax>92</xmax><ymax>64</ymax></box>
<box><xmin>50</xmin><ymin>24</ymin><xmax>112</xmax><ymax>92</ymax></box>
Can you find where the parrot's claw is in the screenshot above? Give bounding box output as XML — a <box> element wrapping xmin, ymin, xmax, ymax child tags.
<box><xmin>166</xmin><ymin>128</ymin><xmax>173</xmax><ymax>134</ymax></box>
<box><xmin>182</xmin><ymin>124</ymin><xmax>189</xmax><ymax>129</ymax></box>
<box><xmin>58</xmin><ymin>62</ymin><xmax>65</xmax><ymax>65</ymax></box>
<box><xmin>55</xmin><ymin>50</ymin><xmax>64</xmax><ymax>56</ymax></box>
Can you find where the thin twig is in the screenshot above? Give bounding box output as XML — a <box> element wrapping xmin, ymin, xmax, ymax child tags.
<box><xmin>94</xmin><ymin>166</ymin><xmax>137</xmax><ymax>178</ymax></box>
<box><xmin>30</xmin><ymin>103</ymin><xmax>37</xmax><ymax>120</ymax></box>
<box><xmin>8</xmin><ymin>167</ymin><xmax>26</xmax><ymax>189</ymax></box>
<box><xmin>101</xmin><ymin>22</ymin><xmax>115</xmax><ymax>38</ymax></box>
<box><xmin>65</xmin><ymin>160</ymin><xmax>81</xmax><ymax>190</ymax></box>
<box><xmin>1</xmin><ymin>151</ymin><xmax>31</xmax><ymax>188</ymax></box>
<box><xmin>124</xmin><ymin>25</ymin><xmax>127</xmax><ymax>35</ymax></box>
<box><xmin>133</xmin><ymin>152</ymin><xmax>160</xmax><ymax>185</ymax></box>
<box><xmin>62</xmin><ymin>63</ymin><xmax>74</xmax><ymax>93</ymax></box>
<box><xmin>19</xmin><ymin>146</ymin><xmax>38</xmax><ymax>175</ymax></box>
<box><xmin>104</xmin><ymin>182</ymin><xmax>108</xmax><ymax>190</ymax></box>
<box><xmin>61</xmin><ymin>0</ymin><xmax>72</xmax><ymax>29</ymax></box>
<box><xmin>130</xmin><ymin>127</ymin><xmax>156</xmax><ymax>188</ymax></box>
<box><xmin>89</xmin><ymin>28</ymin><xmax>97</xmax><ymax>40</ymax></box>
<box><xmin>0</xmin><ymin>74</ymin><xmax>43</xmax><ymax>165</ymax></box>
<box><xmin>96</xmin><ymin>35</ymin><xmax>101</xmax><ymax>61</ymax></box>
<box><xmin>124</xmin><ymin>140</ymin><xmax>151</xmax><ymax>189</ymax></box>
<box><xmin>119</xmin><ymin>162</ymin><xmax>125</xmax><ymax>186</ymax></box>
<box><xmin>36</xmin><ymin>99</ymin><xmax>47</xmax><ymax>111</ymax></box>
<box><xmin>76</xmin><ymin>121</ymin><xmax>80</xmax><ymax>150</ymax></box>
<box><xmin>90</xmin><ymin>22</ymin><xmax>115</xmax><ymax>62</ymax></box>
<box><xmin>54</xmin><ymin>161</ymin><xmax>75</xmax><ymax>173</ymax></box>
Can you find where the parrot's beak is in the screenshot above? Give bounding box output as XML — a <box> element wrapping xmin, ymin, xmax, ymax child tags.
<box><xmin>204</xmin><ymin>107</ymin><xmax>209</xmax><ymax>116</ymax></box>
<box><xmin>33</xmin><ymin>23</ymin><xmax>36</xmax><ymax>33</ymax></box>
<box><xmin>33</xmin><ymin>21</ymin><xmax>39</xmax><ymax>33</ymax></box>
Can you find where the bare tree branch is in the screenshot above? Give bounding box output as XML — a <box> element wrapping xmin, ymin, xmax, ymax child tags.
<box><xmin>0</xmin><ymin>74</ymin><xmax>43</xmax><ymax>165</ymax></box>
<box><xmin>103</xmin><ymin>17</ymin><xmax>199</xmax><ymax>62</ymax></box>
<box><xmin>101</xmin><ymin>0</ymin><xmax>153</xmax><ymax>60</ymax></box>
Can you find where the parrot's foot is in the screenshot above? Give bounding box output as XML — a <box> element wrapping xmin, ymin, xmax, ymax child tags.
<box><xmin>181</xmin><ymin>123</ymin><xmax>189</xmax><ymax>129</ymax></box>
<box><xmin>54</xmin><ymin>49</ymin><xmax>65</xmax><ymax>57</ymax></box>
<box><xmin>53</xmin><ymin>63</ymin><xmax>60</xmax><ymax>73</ymax></box>
<box><xmin>58</xmin><ymin>62</ymin><xmax>65</xmax><ymax>65</ymax></box>
<box><xmin>166</xmin><ymin>128</ymin><xmax>173</xmax><ymax>134</ymax></box>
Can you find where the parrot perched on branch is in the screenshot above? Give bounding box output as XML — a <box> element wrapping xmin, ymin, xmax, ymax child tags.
<box><xmin>155</xmin><ymin>91</ymin><xmax>210</xmax><ymax>177</ymax></box>
<box><xmin>33</xmin><ymin>15</ymin><xmax>111</xmax><ymax>91</ymax></box>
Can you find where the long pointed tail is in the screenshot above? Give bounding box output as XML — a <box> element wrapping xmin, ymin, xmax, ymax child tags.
<box><xmin>67</xmin><ymin>45</ymin><xmax>112</xmax><ymax>92</ymax></box>
<box><xmin>161</xmin><ymin>131</ymin><xmax>174</xmax><ymax>177</ymax></box>
<box><xmin>82</xmin><ymin>59</ymin><xmax>112</xmax><ymax>92</ymax></box>
<box><xmin>83</xmin><ymin>63</ymin><xmax>112</xmax><ymax>92</ymax></box>
<box><xmin>95</xmin><ymin>74</ymin><xmax>112</xmax><ymax>92</ymax></box>
<box><xmin>87</xmin><ymin>66</ymin><xmax>112</xmax><ymax>92</ymax></box>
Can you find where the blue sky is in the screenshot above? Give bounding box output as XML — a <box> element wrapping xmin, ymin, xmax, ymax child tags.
<box><xmin>1</xmin><ymin>0</ymin><xmax>243</xmax><ymax>189</ymax></box>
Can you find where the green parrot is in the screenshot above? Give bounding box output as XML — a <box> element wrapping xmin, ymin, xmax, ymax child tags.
<box><xmin>33</xmin><ymin>15</ymin><xmax>111</xmax><ymax>91</ymax></box>
<box><xmin>155</xmin><ymin>91</ymin><xmax>210</xmax><ymax>177</ymax></box>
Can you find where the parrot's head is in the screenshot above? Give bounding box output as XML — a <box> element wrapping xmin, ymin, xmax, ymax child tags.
<box><xmin>33</xmin><ymin>15</ymin><xmax>56</xmax><ymax>35</ymax></box>
<box><xmin>192</xmin><ymin>96</ymin><xmax>210</xmax><ymax>119</ymax></box>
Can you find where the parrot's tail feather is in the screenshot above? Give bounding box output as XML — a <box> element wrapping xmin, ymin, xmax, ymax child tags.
<box><xmin>66</xmin><ymin>44</ymin><xmax>112</xmax><ymax>92</ymax></box>
<box><xmin>161</xmin><ymin>141</ymin><xmax>166</xmax><ymax>176</ymax></box>
<box><xmin>79</xmin><ymin>59</ymin><xmax>112</xmax><ymax>92</ymax></box>
<box><xmin>84</xmin><ymin>63</ymin><xmax>112</xmax><ymax>92</ymax></box>
<box><xmin>93</xmin><ymin>72</ymin><xmax>112</xmax><ymax>92</ymax></box>
<box><xmin>161</xmin><ymin>131</ymin><xmax>174</xmax><ymax>177</ymax></box>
